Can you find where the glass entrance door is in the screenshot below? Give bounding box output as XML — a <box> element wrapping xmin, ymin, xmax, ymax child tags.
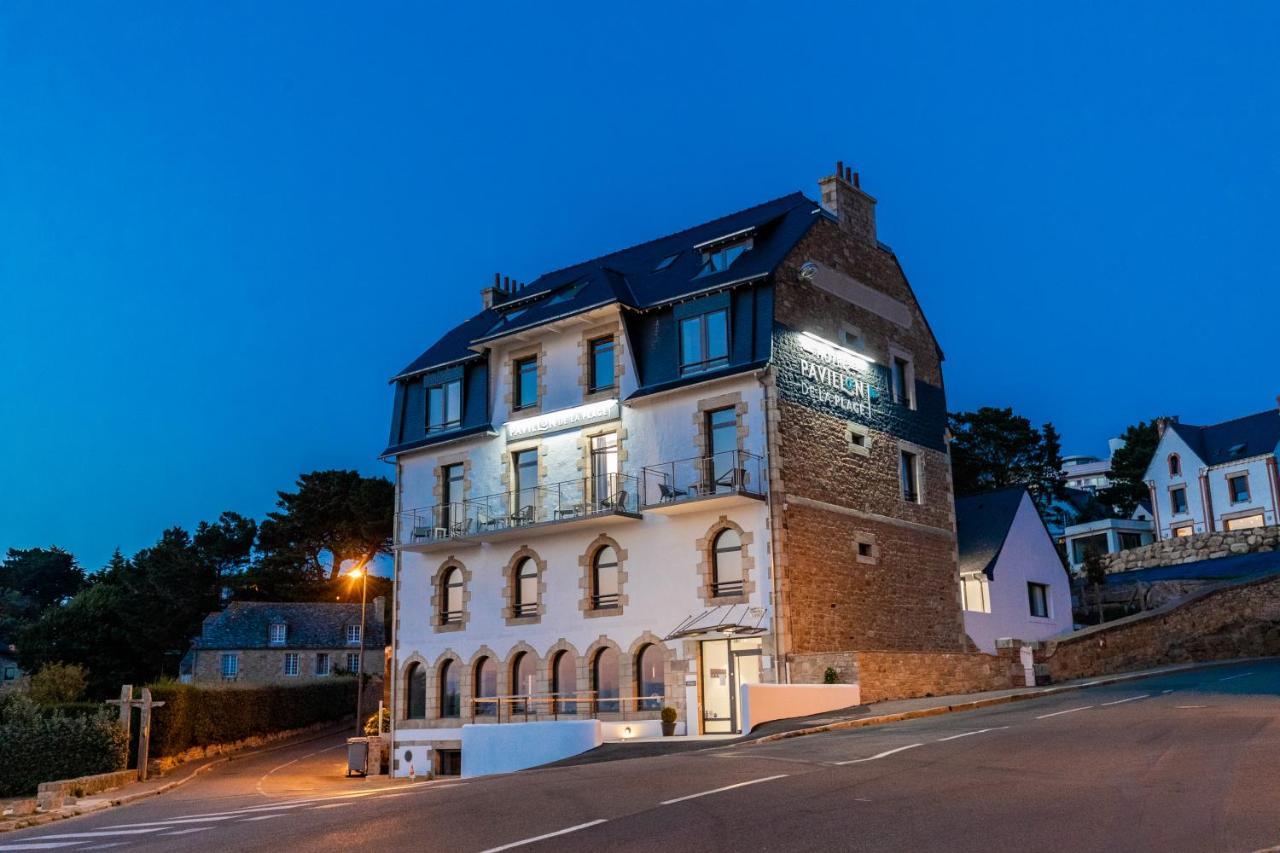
<box><xmin>699</xmin><ymin>637</ymin><xmax>762</xmax><ymax>734</ymax></box>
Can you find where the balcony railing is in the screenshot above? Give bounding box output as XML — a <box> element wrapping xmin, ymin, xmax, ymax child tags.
<box><xmin>399</xmin><ymin>472</ymin><xmax>640</xmax><ymax>546</ymax></box>
<box><xmin>641</xmin><ymin>449</ymin><xmax>765</xmax><ymax>508</ymax></box>
<box><xmin>466</xmin><ymin>690</ymin><xmax>668</xmax><ymax>723</ymax></box>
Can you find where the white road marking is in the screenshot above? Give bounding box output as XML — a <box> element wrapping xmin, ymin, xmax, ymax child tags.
<box><xmin>240</xmin><ymin>814</ymin><xmax>287</xmax><ymax>821</ymax></box>
<box><xmin>661</xmin><ymin>774</ymin><xmax>790</xmax><ymax>804</ymax></box>
<box><xmin>26</xmin><ymin>829</ymin><xmax>164</xmax><ymax>840</ymax></box>
<box><xmin>311</xmin><ymin>802</ymin><xmax>354</xmax><ymax>809</ymax></box>
<box><xmin>1176</xmin><ymin>705</ymin><xmax>1208</xmax><ymax>709</ymax></box>
<box><xmin>1162</xmin><ymin>689</ymin><xmax>1175</xmax><ymax>694</ymax></box>
<box><xmin>1101</xmin><ymin>694</ymin><xmax>1150</xmax><ymax>706</ymax></box>
<box><xmin>162</xmin><ymin>827</ymin><xmax>214</xmax><ymax>835</ymax></box>
<box><xmin>0</xmin><ymin>844</ymin><xmax>88</xmax><ymax>851</ymax></box>
<box><xmin>1219</xmin><ymin>672</ymin><xmax>1254</xmax><ymax>682</ymax></box>
<box><xmin>479</xmin><ymin>819</ymin><xmax>608</xmax><ymax>852</ymax></box>
<box><xmin>81</xmin><ymin>845</ymin><xmax>130</xmax><ymax>850</ymax></box>
<box><xmin>835</xmin><ymin>744</ymin><xmax>924</xmax><ymax>765</ymax></box>
<box><xmin>1036</xmin><ymin>705</ymin><xmax>1093</xmax><ymax>719</ymax></box>
<box><xmin>936</xmin><ymin>727</ymin><xmax>1008</xmax><ymax>742</ymax></box>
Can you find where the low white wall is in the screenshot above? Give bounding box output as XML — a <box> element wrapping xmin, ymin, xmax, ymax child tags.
<box><xmin>460</xmin><ymin>720</ymin><xmax>602</xmax><ymax>778</ymax></box>
<box><xmin>599</xmin><ymin>719</ymin><xmax>687</xmax><ymax>740</ymax></box>
<box><xmin>740</xmin><ymin>683</ymin><xmax>862</xmax><ymax>733</ymax></box>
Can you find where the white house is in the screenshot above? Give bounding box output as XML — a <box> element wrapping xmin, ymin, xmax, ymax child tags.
<box><xmin>382</xmin><ymin>166</ymin><xmax>969</xmax><ymax>777</ymax></box>
<box><xmin>1062</xmin><ymin>510</ymin><xmax>1155</xmax><ymax>573</ymax></box>
<box><xmin>1061</xmin><ymin>437</ymin><xmax>1126</xmax><ymax>493</ymax></box>
<box><xmin>1144</xmin><ymin>408</ymin><xmax>1280</xmax><ymax>540</ymax></box>
<box><xmin>955</xmin><ymin>487</ymin><xmax>1073</xmax><ymax>653</ymax></box>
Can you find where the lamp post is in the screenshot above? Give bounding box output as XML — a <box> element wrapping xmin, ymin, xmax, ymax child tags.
<box><xmin>345</xmin><ymin>560</ymin><xmax>370</xmax><ymax>737</ymax></box>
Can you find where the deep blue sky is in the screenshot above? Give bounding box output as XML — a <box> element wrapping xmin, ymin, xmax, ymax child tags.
<box><xmin>3</xmin><ymin>3</ymin><xmax>1278</xmax><ymax>571</ymax></box>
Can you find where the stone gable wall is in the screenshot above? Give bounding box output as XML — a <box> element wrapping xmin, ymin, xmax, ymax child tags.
<box><xmin>1101</xmin><ymin>524</ymin><xmax>1280</xmax><ymax>573</ymax></box>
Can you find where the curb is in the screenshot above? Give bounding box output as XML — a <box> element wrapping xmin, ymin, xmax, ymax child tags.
<box><xmin>0</xmin><ymin>723</ymin><xmax>351</xmax><ymax>833</ymax></box>
<box><xmin>746</xmin><ymin>658</ymin><xmax>1269</xmax><ymax>746</ymax></box>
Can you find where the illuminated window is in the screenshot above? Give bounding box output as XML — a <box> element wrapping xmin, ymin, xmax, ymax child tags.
<box><xmin>1172</xmin><ymin>524</ymin><xmax>1194</xmax><ymax>538</ymax></box>
<box><xmin>1225</xmin><ymin>513</ymin><xmax>1264</xmax><ymax>531</ymax></box>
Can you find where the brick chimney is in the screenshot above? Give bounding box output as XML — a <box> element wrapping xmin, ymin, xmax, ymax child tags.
<box><xmin>818</xmin><ymin>160</ymin><xmax>877</xmax><ymax>244</ymax></box>
<box><xmin>1156</xmin><ymin>415</ymin><xmax>1180</xmax><ymax>437</ymax></box>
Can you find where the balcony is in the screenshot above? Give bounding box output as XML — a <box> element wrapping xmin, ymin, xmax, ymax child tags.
<box><xmin>398</xmin><ymin>473</ymin><xmax>641</xmax><ymax>550</ymax></box>
<box><xmin>640</xmin><ymin>449</ymin><xmax>766</xmax><ymax>514</ymax></box>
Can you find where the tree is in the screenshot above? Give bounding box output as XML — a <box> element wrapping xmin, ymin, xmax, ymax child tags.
<box><xmin>949</xmin><ymin>408</ymin><xmax>1065</xmax><ymax>498</ymax></box>
<box><xmin>256</xmin><ymin>471</ymin><xmax>394</xmax><ymax>582</ymax></box>
<box><xmin>28</xmin><ymin>662</ymin><xmax>88</xmax><ymax>705</ymax></box>
<box><xmin>1097</xmin><ymin>420</ymin><xmax>1161</xmax><ymax>516</ymax></box>
<box><xmin>1082</xmin><ymin>553</ymin><xmax>1108</xmax><ymax>625</ymax></box>
<box><xmin>0</xmin><ymin>548</ymin><xmax>86</xmax><ymax>623</ymax></box>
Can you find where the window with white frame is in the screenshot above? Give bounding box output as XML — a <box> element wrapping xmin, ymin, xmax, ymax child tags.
<box><xmin>269</xmin><ymin>623</ymin><xmax>287</xmax><ymax>646</ymax></box>
<box><xmin>346</xmin><ymin>624</ymin><xmax>361</xmax><ymax>646</ymax></box>
<box><xmin>679</xmin><ymin>309</ymin><xmax>729</xmax><ymax>375</ymax></box>
<box><xmin>427</xmin><ymin>379</ymin><xmax>462</xmax><ymax>432</ymax></box>
<box><xmin>346</xmin><ymin>652</ymin><xmax>361</xmax><ymax>673</ymax></box>
<box><xmin>283</xmin><ymin>653</ymin><xmax>300</xmax><ymax>677</ymax></box>
<box><xmin>960</xmin><ymin>573</ymin><xmax>991</xmax><ymax>613</ymax></box>
<box><xmin>315</xmin><ymin>653</ymin><xmax>330</xmax><ymax>676</ymax></box>
<box><xmin>220</xmin><ymin>653</ymin><xmax>238</xmax><ymax>680</ymax></box>
<box><xmin>1027</xmin><ymin>582</ymin><xmax>1050</xmax><ymax>618</ymax></box>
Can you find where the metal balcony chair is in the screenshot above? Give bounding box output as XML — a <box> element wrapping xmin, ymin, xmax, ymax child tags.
<box><xmin>600</xmin><ymin>490</ymin><xmax>629</xmax><ymax>513</ymax></box>
<box><xmin>510</xmin><ymin>504</ymin><xmax>535</xmax><ymax>526</ymax></box>
<box><xmin>658</xmin><ymin>482</ymin><xmax>688</xmax><ymax>502</ymax></box>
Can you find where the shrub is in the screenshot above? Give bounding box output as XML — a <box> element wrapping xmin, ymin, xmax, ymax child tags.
<box><xmin>660</xmin><ymin>706</ymin><xmax>678</xmax><ymax>724</ymax></box>
<box><xmin>0</xmin><ymin>694</ymin><xmax>128</xmax><ymax>797</ymax></box>
<box><xmin>364</xmin><ymin>707</ymin><xmax>390</xmax><ymax>736</ymax></box>
<box><xmin>823</xmin><ymin>667</ymin><xmax>839</xmax><ymax>684</ymax></box>
<box><xmin>29</xmin><ymin>662</ymin><xmax>88</xmax><ymax>705</ymax></box>
<box><xmin>148</xmin><ymin>678</ymin><xmax>358</xmax><ymax>759</ymax></box>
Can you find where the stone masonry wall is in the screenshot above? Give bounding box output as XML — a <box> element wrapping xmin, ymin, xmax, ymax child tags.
<box><xmin>853</xmin><ymin>650</ymin><xmax>1017</xmax><ymax>704</ymax></box>
<box><xmin>1101</xmin><ymin>524</ymin><xmax>1280</xmax><ymax>573</ymax></box>
<box><xmin>1040</xmin><ymin>572</ymin><xmax>1280</xmax><ymax>681</ymax></box>
<box><xmin>771</xmin><ymin>213</ymin><xmax>967</xmax><ymax>662</ymax></box>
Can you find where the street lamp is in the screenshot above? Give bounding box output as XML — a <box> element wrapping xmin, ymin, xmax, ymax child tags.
<box><xmin>344</xmin><ymin>559</ymin><xmax>370</xmax><ymax>737</ymax></box>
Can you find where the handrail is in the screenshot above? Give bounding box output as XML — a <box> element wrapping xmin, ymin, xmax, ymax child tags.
<box><xmin>640</xmin><ymin>449</ymin><xmax>765</xmax><ymax>507</ymax></box>
<box><xmin>466</xmin><ymin>690</ymin><xmax>668</xmax><ymax>724</ymax></box>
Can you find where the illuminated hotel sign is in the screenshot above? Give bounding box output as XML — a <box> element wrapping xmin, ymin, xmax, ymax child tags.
<box><xmin>505</xmin><ymin>399</ymin><xmax>619</xmax><ymax>442</ymax></box>
<box><xmin>794</xmin><ymin>332</ymin><xmax>877</xmax><ymax>420</ymax></box>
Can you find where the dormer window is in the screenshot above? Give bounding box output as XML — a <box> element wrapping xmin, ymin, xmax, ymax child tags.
<box><xmin>679</xmin><ymin>309</ymin><xmax>729</xmax><ymax>375</ymax></box>
<box><xmin>695</xmin><ymin>238</ymin><xmax>753</xmax><ymax>278</ymax></box>
<box><xmin>427</xmin><ymin>379</ymin><xmax>462</xmax><ymax>433</ymax></box>
<box><xmin>654</xmin><ymin>252</ymin><xmax>679</xmax><ymax>271</ymax></box>
<box><xmin>269</xmin><ymin>623</ymin><xmax>287</xmax><ymax>646</ymax></box>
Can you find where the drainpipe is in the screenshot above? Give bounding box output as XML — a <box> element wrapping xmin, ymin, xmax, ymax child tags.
<box><xmin>388</xmin><ymin>456</ymin><xmax>402</xmax><ymax>771</ymax></box>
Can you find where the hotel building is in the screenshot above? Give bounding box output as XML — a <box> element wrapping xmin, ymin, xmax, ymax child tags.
<box><xmin>383</xmin><ymin>164</ymin><xmax>967</xmax><ymax>775</ymax></box>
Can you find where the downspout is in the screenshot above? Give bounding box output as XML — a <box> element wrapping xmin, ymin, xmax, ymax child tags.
<box><xmin>388</xmin><ymin>455</ymin><xmax>402</xmax><ymax>769</ymax></box>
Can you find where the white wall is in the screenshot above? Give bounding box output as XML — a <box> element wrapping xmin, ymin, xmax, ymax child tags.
<box><xmin>739</xmin><ymin>683</ymin><xmax>861</xmax><ymax>733</ymax></box>
<box><xmin>1204</xmin><ymin>456</ymin><xmax>1277</xmax><ymax>530</ymax></box>
<box><xmin>964</xmin><ymin>493</ymin><xmax>1072</xmax><ymax>653</ymax></box>
<box><xmin>1145</xmin><ymin>429</ymin><xmax>1207</xmax><ymax>538</ymax></box>
<box><xmin>460</xmin><ymin>720</ymin><xmax>602</xmax><ymax>777</ymax></box>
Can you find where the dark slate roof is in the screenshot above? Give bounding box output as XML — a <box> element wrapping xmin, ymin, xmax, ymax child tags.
<box><xmin>1168</xmin><ymin>410</ymin><xmax>1280</xmax><ymax>466</ymax></box>
<box><xmin>955</xmin><ymin>486</ymin><xmax>1030</xmax><ymax>578</ymax></box>
<box><xmin>190</xmin><ymin>602</ymin><xmax>385</xmax><ymax>650</ymax></box>
<box><xmin>1102</xmin><ymin>550</ymin><xmax>1280</xmax><ymax>585</ymax></box>
<box><xmin>392</xmin><ymin>193</ymin><xmax>823</xmax><ymax>380</ymax></box>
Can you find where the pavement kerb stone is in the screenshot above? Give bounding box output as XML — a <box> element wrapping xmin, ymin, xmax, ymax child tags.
<box><xmin>0</xmin><ymin>723</ymin><xmax>352</xmax><ymax>834</ymax></box>
<box><xmin>745</xmin><ymin>658</ymin><xmax>1272</xmax><ymax>746</ymax></box>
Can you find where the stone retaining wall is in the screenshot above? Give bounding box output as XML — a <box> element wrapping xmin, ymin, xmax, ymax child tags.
<box><xmin>1101</xmin><ymin>524</ymin><xmax>1280</xmax><ymax>573</ymax></box>
<box><xmin>852</xmin><ymin>650</ymin><xmax>1017</xmax><ymax>704</ymax></box>
<box><xmin>1039</xmin><ymin>572</ymin><xmax>1280</xmax><ymax>680</ymax></box>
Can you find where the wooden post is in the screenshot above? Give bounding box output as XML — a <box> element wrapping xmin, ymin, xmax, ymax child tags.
<box><xmin>137</xmin><ymin>688</ymin><xmax>153</xmax><ymax>781</ymax></box>
<box><xmin>116</xmin><ymin>684</ymin><xmax>132</xmax><ymax>732</ymax></box>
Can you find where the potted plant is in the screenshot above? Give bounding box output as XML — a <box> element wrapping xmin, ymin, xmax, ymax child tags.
<box><xmin>660</xmin><ymin>706</ymin><xmax>678</xmax><ymax>737</ymax></box>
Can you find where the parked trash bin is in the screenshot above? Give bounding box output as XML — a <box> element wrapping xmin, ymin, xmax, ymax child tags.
<box><xmin>346</xmin><ymin>737</ymin><xmax>369</xmax><ymax>777</ymax></box>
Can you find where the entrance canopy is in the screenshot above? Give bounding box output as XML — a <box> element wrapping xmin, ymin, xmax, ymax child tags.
<box><xmin>664</xmin><ymin>604</ymin><xmax>768</xmax><ymax>640</ymax></box>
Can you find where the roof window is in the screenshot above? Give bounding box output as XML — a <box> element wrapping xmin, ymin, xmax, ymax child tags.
<box><xmin>653</xmin><ymin>252</ymin><xmax>680</xmax><ymax>271</ymax></box>
<box><xmin>695</xmin><ymin>238</ymin><xmax>753</xmax><ymax>278</ymax></box>
<box><xmin>548</xmin><ymin>279</ymin><xmax>589</xmax><ymax>305</ymax></box>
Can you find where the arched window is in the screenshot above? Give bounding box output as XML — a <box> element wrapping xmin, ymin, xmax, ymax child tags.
<box><xmin>592</xmin><ymin>647</ymin><xmax>619</xmax><ymax>714</ymax></box>
<box><xmin>473</xmin><ymin>656</ymin><xmax>497</xmax><ymax>717</ymax></box>
<box><xmin>712</xmin><ymin>528</ymin><xmax>743</xmax><ymax>597</ymax></box>
<box><xmin>592</xmin><ymin>546</ymin><xmax>619</xmax><ymax>609</ymax></box>
<box><xmin>511</xmin><ymin>651</ymin><xmax>537</xmax><ymax>714</ymax></box>
<box><xmin>405</xmin><ymin>662</ymin><xmax>426</xmax><ymax>719</ymax></box>
<box><xmin>1168</xmin><ymin>454</ymin><xmax>1181</xmax><ymax>477</ymax></box>
<box><xmin>441</xmin><ymin>567</ymin><xmax>463</xmax><ymax>624</ymax></box>
<box><xmin>551</xmin><ymin>650</ymin><xmax>576</xmax><ymax>715</ymax></box>
<box><xmin>635</xmin><ymin>644</ymin><xmax>665</xmax><ymax>712</ymax></box>
<box><xmin>513</xmin><ymin>558</ymin><xmax>538</xmax><ymax>617</ymax></box>
<box><xmin>439</xmin><ymin>659</ymin><xmax>460</xmax><ymax>718</ymax></box>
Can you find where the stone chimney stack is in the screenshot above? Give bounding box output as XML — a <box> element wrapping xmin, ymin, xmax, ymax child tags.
<box><xmin>1156</xmin><ymin>415</ymin><xmax>1180</xmax><ymax>437</ymax></box>
<box><xmin>818</xmin><ymin>160</ymin><xmax>877</xmax><ymax>244</ymax></box>
<box><xmin>482</xmin><ymin>272</ymin><xmax>516</xmax><ymax>310</ymax></box>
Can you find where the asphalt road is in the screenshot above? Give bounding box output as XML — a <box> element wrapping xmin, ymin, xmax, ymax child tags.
<box><xmin>5</xmin><ymin>659</ymin><xmax>1279</xmax><ymax>853</ymax></box>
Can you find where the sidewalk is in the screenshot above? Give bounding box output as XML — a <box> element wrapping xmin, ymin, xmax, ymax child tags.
<box><xmin>541</xmin><ymin>657</ymin><xmax>1268</xmax><ymax>767</ymax></box>
<box><xmin>0</xmin><ymin>723</ymin><xmax>352</xmax><ymax>833</ymax></box>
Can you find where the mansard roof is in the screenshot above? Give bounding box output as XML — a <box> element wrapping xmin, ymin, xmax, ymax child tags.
<box><xmin>1167</xmin><ymin>409</ymin><xmax>1280</xmax><ymax>466</ymax></box>
<box><xmin>955</xmin><ymin>486</ymin><xmax>1031</xmax><ymax>578</ymax></box>
<box><xmin>392</xmin><ymin>192</ymin><xmax>824</xmax><ymax>381</ymax></box>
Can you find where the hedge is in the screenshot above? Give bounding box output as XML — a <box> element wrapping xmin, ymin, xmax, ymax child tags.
<box><xmin>0</xmin><ymin>694</ymin><xmax>129</xmax><ymax>797</ymax></box>
<box><xmin>148</xmin><ymin>677</ymin><xmax>358</xmax><ymax>758</ymax></box>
